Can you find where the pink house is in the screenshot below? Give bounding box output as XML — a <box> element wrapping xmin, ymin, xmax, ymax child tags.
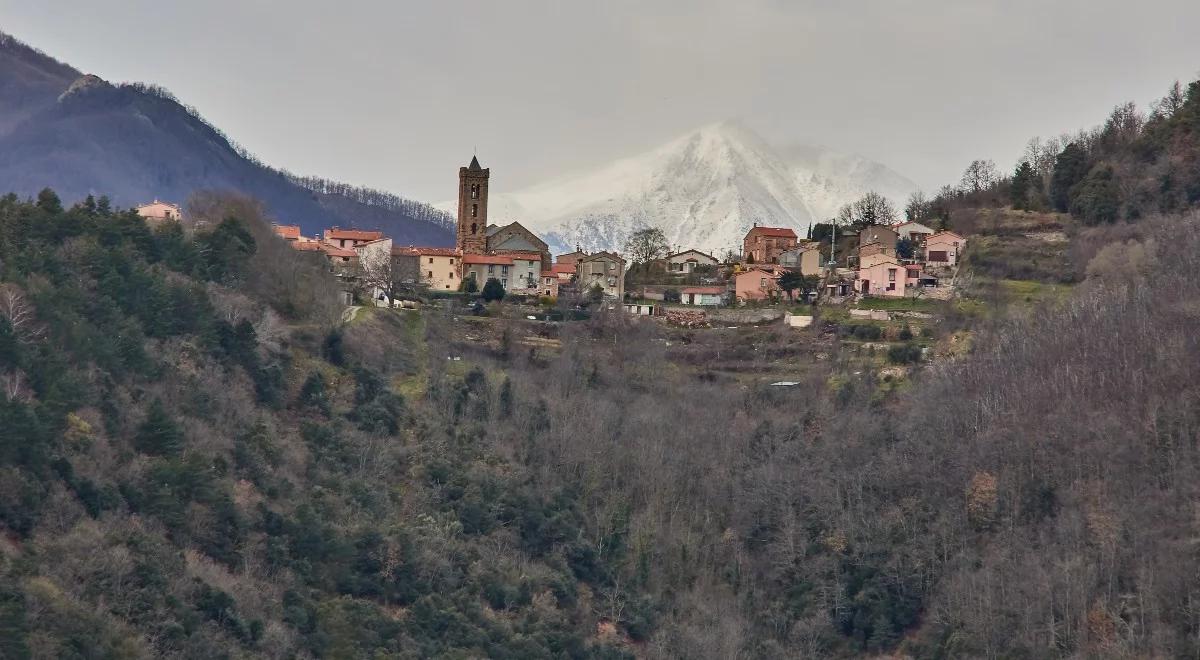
<box><xmin>856</xmin><ymin>254</ymin><xmax>922</xmax><ymax>297</ymax></box>
<box><xmin>734</xmin><ymin>268</ymin><xmax>780</xmax><ymax>302</ymax></box>
<box><xmin>135</xmin><ymin>199</ymin><xmax>183</xmax><ymax>224</ymax></box>
<box><xmin>925</xmin><ymin>231</ymin><xmax>966</xmax><ymax>266</ymax></box>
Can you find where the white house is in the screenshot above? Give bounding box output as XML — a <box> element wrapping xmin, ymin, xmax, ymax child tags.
<box><xmin>680</xmin><ymin>286</ymin><xmax>725</xmax><ymax>306</ymax></box>
<box><xmin>665</xmin><ymin>249</ymin><xmax>719</xmax><ymax>273</ymax></box>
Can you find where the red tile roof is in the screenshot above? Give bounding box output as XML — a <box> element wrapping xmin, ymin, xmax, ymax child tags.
<box><xmin>548</xmin><ymin>263</ymin><xmax>575</xmax><ymax>276</ymax></box>
<box><xmin>681</xmin><ymin>286</ymin><xmax>725</xmax><ymax>295</ymax></box>
<box><xmin>323</xmin><ymin>228</ymin><xmax>384</xmax><ymax>241</ymax></box>
<box><xmin>292</xmin><ymin>241</ymin><xmax>320</xmax><ymax>251</ymax></box>
<box><xmin>393</xmin><ymin>246</ymin><xmax>459</xmax><ymax>257</ymax></box>
<box><xmin>463</xmin><ymin>254</ymin><xmax>514</xmax><ymax>265</ymax></box>
<box><xmin>319</xmin><ymin>243</ymin><xmax>357</xmax><ymax>258</ymax></box>
<box><xmin>272</xmin><ymin>224</ymin><xmax>301</xmax><ymax>240</ymax></box>
<box><xmin>745</xmin><ymin>226</ymin><xmax>797</xmax><ymax>239</ymax></box>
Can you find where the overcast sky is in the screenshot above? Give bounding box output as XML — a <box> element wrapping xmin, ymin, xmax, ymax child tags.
<box><xmin>3</xmin><ymin>0</ymin><xmax>1199</xmax><ymax>202</ymax></box>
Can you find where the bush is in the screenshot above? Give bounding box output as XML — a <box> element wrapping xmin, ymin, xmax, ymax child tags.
<box><xmin>887</xmin><ymin>343</ymin><xmax>923</xmax><ymax>364</ymax></box>
<box><xmin>481</xmin><ymin>278</ymin><xmax>505</xmax><ymax>302</ymax></box>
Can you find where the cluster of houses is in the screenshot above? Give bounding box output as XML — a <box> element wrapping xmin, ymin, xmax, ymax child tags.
<box><xmin>134</xmin><ymin>161</ymin><xmax>965</xmax><ymax>312</ymax></box>
<box><xmin>730</xmin><ymin>221</ymin><xmax>966</xmax><ymax>302</ymax></box>
<box><xmin>266</xmin><ymin>157</ymin><xmax>627</xmax><ymax>306</ymax></box>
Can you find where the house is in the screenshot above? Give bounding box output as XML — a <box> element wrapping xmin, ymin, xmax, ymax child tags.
<box><xmin>577</xmin><ymin>251</ymin><xmax>626</xmax><ymax>299</ymax></box>
<box><xmin>319</xmin><ymin>242</ymin><xmax>358</xmax><ymax>267</ymax></box>
<box><xmin>135</xmin><ymin>199</ymin><xmax>183</xmax><ymax>225</ymax></box>
<box><xmin>924</xmin><ymin>231</ymin><xmax>967</xmax><ymax>266</ymax></box>
<box><xmin>858</xmin><ymin>225</ymin><xmax>898</xmax><ymax>260</ymax></box>
<box><xmin>743</xmin><ymin>226</ymin><xmax>799</xmax><ymax>264</ymax></box>
<box><xmin>405</xmin><ymin>247</ymin><xmax>460</xmax><ymax>291</ymax></box>
<box><xmin>680</xmin><ymin>286</ymin><xmax>725</xmax><ymax>306</ymax></box>
<box><xmin>555</xmin><ymin>250</ymin><xmax>588</xmax><ymax>267</ymax></box>
<box><xmin>323</xmin><ymin>228</ymin><xmax>384</xmax><ymax>249</ymax></box>
<box><xmin>779</xmin><ymin>243</ymin><xmax>824</xmax><ymax>276</ymax></box>
<box><xmin>272</xmin><ymin>223</ymin><xmax>302</xmax><ymax>241</ymax></box>
<box><xmin>855</xmin><ymin>253</ymin><xmax>922</xmax><ymax>297</ymax></box>
<box><xmin>665</xmin><ymin>249</ymin><xmax>719</xmax><ymax>273</ymax></box>
<box><xmin>503</xmin><ymin>251</ymin><xmax>544</xmax><ymax>292</ymax></box>
<box><xmin>733</xmin><ymin>268</ymin><xmax>780</xmax><ymax>303</ymax></box>
<box><xmin>625</xmin><ymin>302</ymin><xmax>656</xmax><ymax>316</ymax></box>
<box><xmin>463</xmin><ymin>254</ymin><xmax>515</xmax><ymax>291</ymax></box>
<box><xmin>894</xmin><ymin>221</ymin><xmax>935</xmax><ymax>243</ymax></box>
<box><xmin>539</xmin><ymin>271</ymin><xmax>560</xmax><ymax>298</ymax></box>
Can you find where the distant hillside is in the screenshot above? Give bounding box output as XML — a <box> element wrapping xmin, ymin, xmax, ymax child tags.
<box><xmin>0</xmin><ymin>31</ymin><xmax>453</xmax><ymax>246</ymax></box>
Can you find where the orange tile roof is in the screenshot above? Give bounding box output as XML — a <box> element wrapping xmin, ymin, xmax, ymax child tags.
<box><xmin>548</xmin><ymin>263</ymin><xmax>575</xmax><ymax>275</ymax></box>
<box><xmin>462</xmin><ymin>254</ymin><xmax>514</xmax><ymax>265</ymax></box>
<box><xmin>319</xmin><ymin>243</ymin><xmax>358</xmax><ymax>258</ymax></box>
<box><xmin>323</xmin><ymin>228</ymin><xmax>384</xmax><ymax>241</ymax></box>
<box><xmin>746</xmin><ymin>226</ymin><xmax>797</xmax><ymax>239</ymax></box>
<box><xmin>292</xmin><ymin>241</ymin><xmax>320</xmax><ymax>251</ymax></box>
<box><xmin>272</xmin><ymin>224</ymin><xmax>301</xmax><ymax>240</ymax></box>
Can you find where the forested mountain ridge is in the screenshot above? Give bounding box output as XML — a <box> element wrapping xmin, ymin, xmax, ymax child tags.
<box><xmin>0</xmin><ymin>31</ymin><xmax>454</xmax><ymax>246</ymax></box>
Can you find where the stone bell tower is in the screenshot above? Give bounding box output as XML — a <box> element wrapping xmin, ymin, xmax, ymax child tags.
<box><xmin>457</xmin><ymin>155</ymin><xmax>489</xmax><ymax>255</ymax></box>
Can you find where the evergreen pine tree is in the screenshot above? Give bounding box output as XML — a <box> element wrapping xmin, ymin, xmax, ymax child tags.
<box><xmin>136</xmin><ymin>399</ymin><xmax>184</xmax><ymax>456</ymax></box>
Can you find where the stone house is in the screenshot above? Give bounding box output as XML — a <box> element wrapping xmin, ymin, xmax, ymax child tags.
<box><xmin>577</xmin><ymin>251</ymin><xmax>626</xmax><ymax>299</ymax></box>
<box><xmin>858</xmin><ymin>225</ymin><xmax>898</xmax><ymax>261</ymax></box>
<box><xmin>743</xmin><ymin>226</ymin><xmax>799</xmax><ymax>264</ymax></box>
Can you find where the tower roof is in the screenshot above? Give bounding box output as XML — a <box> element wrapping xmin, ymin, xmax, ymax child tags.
<box><xmin>469</xmin><ymin>155</ymin><xmax>482</xmax><ymax>170</ymax></box>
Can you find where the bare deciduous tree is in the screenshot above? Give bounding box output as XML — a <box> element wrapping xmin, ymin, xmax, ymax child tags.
<box><xmin>960</xmin><ymin>159</ymin><xmax>999</xmax><ymax>194</ymax></box>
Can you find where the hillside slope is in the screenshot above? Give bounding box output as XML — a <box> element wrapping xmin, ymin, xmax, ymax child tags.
<box><xmin>0</xmin><ymin>32</ymin><xmax>453</xmax><ymax>246</ymax></box>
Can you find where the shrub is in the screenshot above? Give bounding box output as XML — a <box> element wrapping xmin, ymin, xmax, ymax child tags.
<box><xmin>887</xmin><ymin>343</ymin><xmax>923</xmax><ymax>364</ymax></box>
<box><xmin>481</xmin><ymin>278</ymin><xmax>505</xmax><ymax>302</ymax></box>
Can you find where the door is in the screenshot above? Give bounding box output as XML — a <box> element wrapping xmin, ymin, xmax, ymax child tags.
<box><xmin>861</xmin><ymin>280</ymin><xmax>870</xmax><ymax>294</ymax></box>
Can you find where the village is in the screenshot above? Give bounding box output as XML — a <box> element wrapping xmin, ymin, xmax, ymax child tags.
<box><xmin>134</xmin><ymin>157</ymin><xmax>968</xmax><ymax>333</ymax></box>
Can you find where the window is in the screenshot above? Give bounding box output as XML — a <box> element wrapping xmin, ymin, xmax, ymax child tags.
<box><xmin>501</xmin><ymin>279</ymin><xmax>507</xmax><ymax>287</ymax></box>
<box><xmin>428</xmin><ymin>257</ymin><xmax>433</xmax><ymax>264</ymax></box>
<box><xmin>450</xmin><ymin>272</ymin><xmax>455</xmax><ymax>279</ymax></box>
<box><xmin>450</xmin><ymin>258</ymin><xmax>455</xmax><ymax>265</ymax></box>
<box><xmin>888</xmin><ymin>269</ymin><xmax>897</xmax><ymax>282</ymax></box>
<box><xmin>487</xmin><ymin>265</ymin><xmax>494</xmax><ymax>274</ymax></box>
<box><xmin>501</xmin><ymin>265</ymin><xmax>509</xmax><ymax>275</ymax></box>
<box><xmin>470</xmin><ymin>183</ymin><xmax>479</xmax><ymax>199</ymax></box>
<box><xmin>427</xmin><ymin>270</ymin><xmax>433</xmax><ymax>278</ymax></box>
<box><xmin>471</xmin><ymin>223</ymin><xmax>477</xmax><ymax>235</ymax></box>
<box><xmin>471</xmin><ymin>204</ymin><xmax>478</xmax><ymax>217</ymax></box>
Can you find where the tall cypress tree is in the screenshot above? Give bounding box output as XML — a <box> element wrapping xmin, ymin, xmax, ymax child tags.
<box><xmin>1011</xmin><ymin>161</ymin><xmax>1036</xmax><ymax>210</ymax></box>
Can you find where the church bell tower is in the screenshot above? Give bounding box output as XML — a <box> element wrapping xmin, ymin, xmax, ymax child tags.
<box><xmin>457</xmin><ymin>156</ymin><xmax>489</xmax><ymax>254</ymax></box>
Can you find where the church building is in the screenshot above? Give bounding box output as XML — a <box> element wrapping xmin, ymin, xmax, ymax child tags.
<box><xmin>455</xmin><ymin>156</ymin><xmax>553</xmax><ymax>282</ymax></box>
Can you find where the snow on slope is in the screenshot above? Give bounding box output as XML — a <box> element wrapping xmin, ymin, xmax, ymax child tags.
<box><xmin>442</xmin><ymin>121</ymin><xmax>918</xmax><ymax>256</ymax></box>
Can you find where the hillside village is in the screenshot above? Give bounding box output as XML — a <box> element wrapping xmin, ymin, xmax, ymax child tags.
<box><xmin>137</xmin><ymin>156</ymin><xmax>971</xmax><ymax>333</ymax></box>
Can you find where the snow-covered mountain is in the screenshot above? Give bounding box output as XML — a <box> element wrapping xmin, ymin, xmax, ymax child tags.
<box><xmin>443</xmin><ymin>121</ymin><xmax>918</xmax><ymax>256</ymax></box>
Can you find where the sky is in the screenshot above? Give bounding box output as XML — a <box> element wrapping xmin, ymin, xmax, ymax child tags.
<box><xmin>3</xmin><ymin>0</ymin><xmax>1199</xmax><ymax>202</ymax></box>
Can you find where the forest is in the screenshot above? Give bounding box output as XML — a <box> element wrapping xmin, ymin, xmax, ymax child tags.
<box><xmin>1</xmin><ymin>75</ymin><xmax>1200</xmax><ymax>658</ymax></box>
